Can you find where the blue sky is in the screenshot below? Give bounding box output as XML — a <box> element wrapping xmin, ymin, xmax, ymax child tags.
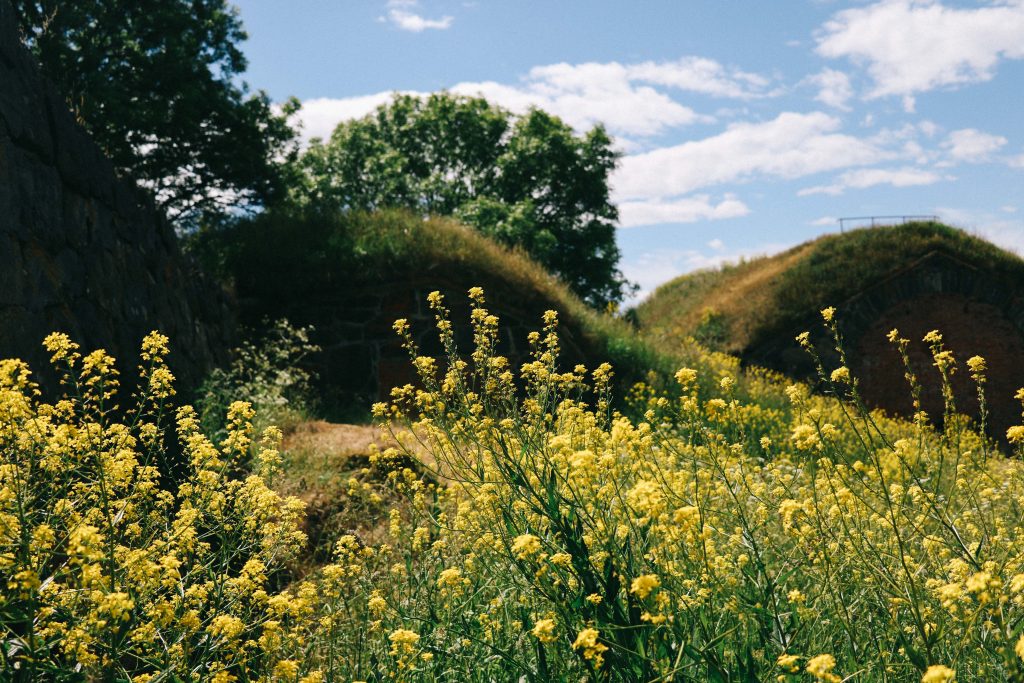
<box><xmin>232</xmin><ymin>0</ymin><xmax>1024</xmax><ymax>302</ymax></box>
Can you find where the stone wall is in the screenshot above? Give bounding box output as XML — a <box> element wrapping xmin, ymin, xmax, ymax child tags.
<box><xmin>745</xmin><ymin>251</ymin><xmax>1024</xmax><ymax>439</ymax></box>
<box><xmin>237</xmin><ymin>275</ymin><xmax>592</xmax><ymax>418</ymax></box>
<box><xmin>0</xmin><ymin>1</ymin><xmax>234</xmax><ymax>394</ymax></box>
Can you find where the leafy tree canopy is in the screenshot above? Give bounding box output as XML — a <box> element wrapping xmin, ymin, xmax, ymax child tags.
<box><xmin>290</xmin><ymin>93</ymin><xmax>631</xmax><ymax>308</ymax></box>
<box><xmin>13</xmin><ymin>0</ymin><xmax>298</xmax><ymax>227</ymax></box>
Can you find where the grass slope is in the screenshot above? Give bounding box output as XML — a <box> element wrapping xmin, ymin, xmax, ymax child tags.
<box><xmin>196</xmin><ymin>209</ymin><xmax>698</xmax><ymax>405</ymax></box>
<box><xmin>633</xmin><ymin>221</ymin><xmax>1024</xmax><ymax>354</ymax></box>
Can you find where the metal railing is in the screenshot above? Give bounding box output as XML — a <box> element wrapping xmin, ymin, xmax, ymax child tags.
<box><xmin>838</xmin><ymin>215</ymin><xmax>940</xmax><ymax>232</ymax></box>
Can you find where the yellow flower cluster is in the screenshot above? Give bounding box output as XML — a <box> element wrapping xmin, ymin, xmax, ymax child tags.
<box><xmin>13</xmin><ymin>292</ymin><xmax>1024</xmax><ymax>681</ymax></box>
<box><xmin>0</xmin><ymin>332</ymin><xmax>311</xmax><ymax>679</ymax></box>
<box><xmin>341</xmin><ymin>291</ymin><xmax>1024</xmax><ymax>680</ymax></box>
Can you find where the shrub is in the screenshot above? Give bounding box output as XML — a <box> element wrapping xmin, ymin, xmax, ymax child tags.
<box><xmin>197</xmin><ymin>319</ymin><xmax>320</xmax><ymax>440</ymax></box>
<box><xmin>194</xmin><ymin>208</ymin><xmax>694</xmax><ymax>414</ymax></box>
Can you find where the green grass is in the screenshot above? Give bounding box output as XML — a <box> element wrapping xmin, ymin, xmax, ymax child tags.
<box><xmin>634</xmin><ymin>221</ymin><xmax>1024</xmax><ymax>355</ymax></box>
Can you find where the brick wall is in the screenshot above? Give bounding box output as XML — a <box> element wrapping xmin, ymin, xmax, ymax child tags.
<box><xmin>745</xmin><ymin>251</ymin><xmax>1024</xmax><ymax>439</ymax></box>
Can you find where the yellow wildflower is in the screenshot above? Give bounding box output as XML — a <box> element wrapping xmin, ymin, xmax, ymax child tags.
<box><xmin>512</xmin><ymin>534</ymin><xmax>542</xmax><ymax>559</ymax></box>
<box><xmin>437</xmin><ymin>567</ymin><xmax>464</xmax><ymax>588</ymax></box>
<box><xmin>675</xmin><ymin>368</ymin><xmax>698</xmax><ymax>387</ymax></box>
<box><xmin>368</xmin><ymin>591</ymin><xmax>388</xmax><ymax>615</ymax></box>
<box><xmin>777</xmin><ymin>653</ymin><xmax>800</xmax><ymax>673</ymax></box>
<box><xmin>389</xmin><ymin>628</ymin><xmax>420</xmax><ymax>657</ymax></box>
<box><xmin>806</xmin><ymin>654</ymin><xmax>839</xmax><ymax>682</ymax></box>
<box><xmin>531</xmin><ymin>618</ymin><xmax>557</xmax><ymax>643</ymax></box>
<box><xmin>630</xmin><ymin>574</ymin><xmax>661</xmax><ymax>599</ymax></box>
<box><xmin>922</xmin><ymin>665</ymin><xmax>956</xmax><ymax>683</ymax></box>
<box><xmin>830</xmin><ymin>366</ymin><xmax>850</xmax><ymax>383</ymax></box>
<box><xmin>271</xmin><ymin>660</ymin><xmax>299</xmax><ymax>681</ymax></box>
<box><xmin>208</xmin><ymin>615</ymin><xmax>245</xmax><ymax>642</ymax></box>
<box><xmin>572</xmin><ymin>628</ymin><xmax>608</xmax><ymax>666</ymax></box>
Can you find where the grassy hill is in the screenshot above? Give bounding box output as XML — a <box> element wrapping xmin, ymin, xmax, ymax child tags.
<box><xmin>634</xmin><ymin>221</ymin><xmax>1024</xmax><ymax>354</ymax></box>
<box><xmin>196</xmin><ymin>209</ymin><xmax>698</xmax><ymax>417</ymax></box>
<box><xmin>633</xmin><ymin>221</ymin><xmax>1024</xmax><ymax>437</ymax></box>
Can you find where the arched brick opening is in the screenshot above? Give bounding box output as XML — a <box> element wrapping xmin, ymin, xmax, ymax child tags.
<box><xmin>745</xmin><ymin>251</ymin><xmax>1024</xmax><ymax>439</ymax></box>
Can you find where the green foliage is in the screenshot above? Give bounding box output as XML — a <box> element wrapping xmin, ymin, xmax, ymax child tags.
<box><xmin>198</xmin><ymin>319</ymin><xmax>320</xmax><ymax>440</ymax></box>
<box><xmin>288</xmin><ymin>93</ymin><xmax>630</xmax><ymax>308</ymax></box>
<box><xmin>693</xmin><ymin>307</ymin><xmax>728</xmax><ymax>349</ymax></box>
<box><xmin>12</xmin><ymin>0</ymin><xmax>298</xmax><ymax>227</ymax></box>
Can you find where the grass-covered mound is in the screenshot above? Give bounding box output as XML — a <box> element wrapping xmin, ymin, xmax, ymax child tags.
<box><xmin>635</xmin><ymin>221</ymin><xmax>1024</xmax><ymax>354</ymax></box>
<box><xmin>196</xmin><ymin>209</ymin><xmax>691</xmax><ymax>419</ymax></box>
<box><xmin>633</xmin><ymin>222</ymin><xmax>1024</xmax><ymax>437</ymax></box>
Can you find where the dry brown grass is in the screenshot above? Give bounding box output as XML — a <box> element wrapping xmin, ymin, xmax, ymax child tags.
<box><xmin>283</xmin><ymin>421</ymin><xmax>389</xmax><ymax>462</ymax></box>
<box><xmin>634</xmin><ymin>243</ymin><xmax>814</xmax><ymax>353</ymax></box>
<box><xmin>278</xmin><ymin>421</ymin><xmax>436</xmax><ymax>568</ymax></box>
<box><xmin>692</xmin><ymin>244</ymin><xmax>815</xmax><ymax>351</ymax></box>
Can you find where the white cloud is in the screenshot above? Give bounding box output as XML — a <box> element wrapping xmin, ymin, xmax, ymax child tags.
<box><xmin>816</xmin><ymin>0</ymin><xmax>1024</xmax><ymax>98</ymax></box>
<box><xmin>918</xmin><ymin>120</ymin><xmax>939</xmax><ymax>138</ymax></box>
<box><xmin>617</xmin><ymin>195</ymin><xmax>750</xmax><ymax>228</ymax></box>
<box><xmin>625</xmin><ymin>57</ymin><xmax>776</xmax><ymax>99</ymax></box>
<box><xmin>708</xmin><ymin>238</ymin><xmax>726</xmax><ymax>250</ymax></box>
<box><xmin>385</xmin><ymin>1</ymin><xmax>454</xmax><ymax>32</ymax></box>
<box><xmin>942</xmin><ymin>128</ymin><xmax>1008</xmax><ymax>162</ymax></box>
<box><xmin>289</xmin><ymin>57</ymin><xmax>777</xmax><ymax>144</ymax></box>
<box><xmin>1010</xmin><ymin>153</ymin><xmax>1024</xmax><ymax>169</ymax></box>
<box><xmin>453</xmin><ymin>58</ymin><xmax>777</xmax><ymax>137</ymax></box>
<box><xmin>810</xmin><ymin>216</ymin><xmax>839</xmax><ymax>227</ymax></box>
<box><xmin>614</xmin><ymin>111</ymin><xmax>889</xmax><ymax>200</ymax></box>
<box><xmin>451</xmin><ymin>67</ymin><xmax>704</xmax><ymax>138</ymax></box>
<box><xmin>295</xmin><ymin>94</ymin><xmax>415</xmax><ymax>142</ymax></box>
<box><xmin>798</xmin><ymin>167</ymin><xmax>949</xmax><ymax>196</ymax></box>
<box><xmin>936</xmin><ymin>206</ymin><xmax>1024</xmax><ymax>254</ymax></box>
<box><xmin>805</xmin><ymin>68</ymin><xmax>853</xmax><ymax>110</ymax></box>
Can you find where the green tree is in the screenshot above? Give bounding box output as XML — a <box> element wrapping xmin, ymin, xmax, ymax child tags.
<box><xmin>291</xmin><ymin>93</ymin><xmax>631</xmax><ymax>308</ymax></box>
<box><xmin>12</xmin><ymin>0</ymin><xmax>298</xmax><ymax>227</ymax></box>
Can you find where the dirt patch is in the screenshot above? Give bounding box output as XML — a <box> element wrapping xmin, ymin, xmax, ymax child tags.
<box><xmin>284</xmin><ymin>421</ymin><xmax>389</xmax><ymax>460</ymax></box>
<box><xmin>280</xmin><ymin>421</ymin><xmax>437</xmax><ymax>569</ymax></box>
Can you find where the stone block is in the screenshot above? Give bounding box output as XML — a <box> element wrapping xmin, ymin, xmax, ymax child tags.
<box><xmin>0</xmin><ymin>1</ymin><xmax>235</xmax><ymax>395</ymax></box>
